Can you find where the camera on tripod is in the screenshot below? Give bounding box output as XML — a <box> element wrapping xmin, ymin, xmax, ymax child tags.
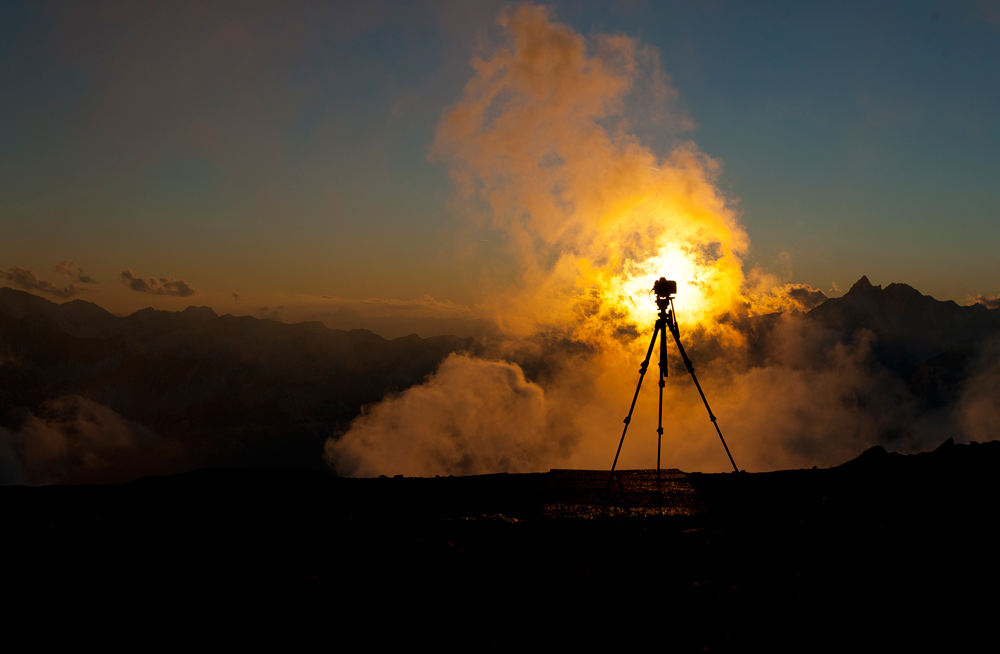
<box><xmin>653</xmin><ymin>277</ymin><xmax>677</xmax><ymax>310</ymax></box>
<box><xmin>611</xmin><ymin>273</ymin><xmax>739</xmax><ymax>476</ymax></box>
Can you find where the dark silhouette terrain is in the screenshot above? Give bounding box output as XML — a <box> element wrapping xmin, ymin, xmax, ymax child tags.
<box><xmin>4</xmin><ymin>439</ymin><xmax>996</xmax><ymax>649</ymax></box>
<box><xmin>809</xmin><ymin>275</ymin><xmax>1000</xmax><ymax>372</ymax></box>
<box><xmin>807</xmin><ymin>276</ymin><xmax>1000</xmax><ymax>405</ymax></box>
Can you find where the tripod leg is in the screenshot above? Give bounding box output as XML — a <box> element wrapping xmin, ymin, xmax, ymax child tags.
<box><xmin>610</xmin><ymin>321</ymin><xmax>661</xmax><ymax>478</ymax></box>
<box><xmin>668</xmin><ymin>319</ymin><xmax>740</xmax><ymax>473</ymax></box>
<box><xmin>657</xmin><ymin>317</ymin><xmax>666</xmax><ymax>476</ymax></box>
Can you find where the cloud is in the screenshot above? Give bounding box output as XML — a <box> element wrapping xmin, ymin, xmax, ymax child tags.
<box><xmin>255</xmin><ymin>305</ymin><xmax>284</xmax><ymax>321</ymax></box>
<box><xmin>325</xmin><ymin>4</ymin><xmax>753</xmax><ymax>477</ymax></box>
<box><xmin>325</xmin><ymin>308</ymin><xmax>938</xmax><ymax>477</ymax></box>
<box><xmin>429</xmin><ymin>3</ymin><xmax>750</xmax><ymax>340</ymax></box>
<box><xmin>326</xmin><ymin>354</ymin><xmax>570</xmax><ymax>477</ymax></box>
<box><xmin>786</xmin><ymin>284</ymin><xmax>829</xmax><ymax>310</ymax></box>
<box><xmin>693</xmin><ymin>318</ymin><xmax>921</xmax><ymax>471</ymax></box>
<box><xmin>231</xmin><ymin>291</ymin><xmax>244</xmax><ymax>302</ymax></box>
<box><xmin>956</xmin><ymin>335</ymin><xmax>1000</xmax><ymax>443</ymax></box>
<box><xmin>119</xmin><ymin>270</ymin><xmax>198</xmax><ymax>296</ymax></box>
<box><xmin>324</xmin><ymin>7</ymin><xmax>955</xmax><ymax>479</ymax></box>
<box><xmin>744</xmin><ymin>276</ymin><xmax>830</xmax><ymax>314</ymax></box>
<box><xmin>54</xmin><ymin>260</ymin><xmax>97</xmax><ymax>284</ymax></box>
<box><xmin>0</xmin><ymin>396</ymin><xmax>171</xmax><ymax>485</ymax></box>
<box><xmin>1</xmin><ymin>266</ymin><xmax>93</xmax><ymax>299</ymax></box>
<box><xmin>968</xmin><ymin>293</ymin><xmax>1000</xmax><ymax>310</ymax></box>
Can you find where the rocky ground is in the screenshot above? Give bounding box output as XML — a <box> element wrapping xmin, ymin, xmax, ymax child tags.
<box><xmin>4</xmin><ymin>439</ymin><xmax>997</xmax><ymax>650</ymax></box>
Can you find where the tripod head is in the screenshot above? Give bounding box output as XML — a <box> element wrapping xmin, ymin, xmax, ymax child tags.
<box><xmin>652</xmin><ymin>277</ymin><xmax>677</xmax><ymax>312</ymax></box>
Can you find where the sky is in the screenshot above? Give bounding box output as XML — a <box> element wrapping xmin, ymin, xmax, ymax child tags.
<box><xmin>2</xmin><ymin>0</ymin><xmax>998</xmax><ymax>320</ymax></box>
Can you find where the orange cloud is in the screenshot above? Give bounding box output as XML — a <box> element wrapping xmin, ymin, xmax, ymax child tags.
<box><xmin>119</xmin><ymin>270</ymin><xmax>198</xmax><ymax>297</ymax></box>
<box><xmin>968</xmin><ymin>293</ymin><xmax>1000</xmax><ymax>310</ymax></box>
<box><xmin>54</xmin><ymin>261</ymin><xmax>97</xmax><ymax>284</ymax></box>
<box><xmin>431</xmin><ymin>4</ymin><xmax>748</xmax><ymax>340</ymax></box>
<box><xmin>1</xmin><ymin>266</ymin><xmax>93</xmax><ymax>299</ymax></box>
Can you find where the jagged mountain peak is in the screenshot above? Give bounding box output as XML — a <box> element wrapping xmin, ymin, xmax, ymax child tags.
<box><xmin>844</xmin><ymin>277</ymin><xmax>930</xmax><ymax>303</ymax></box>
<box><xmin>808</xmin><ymin>277</ymin><xmax>1000</xmax><ymax>372</ymax></box>
<box><xmin>848</xmin><ymin>275</ymin><xmax>877</xmax><ymax>294</ymax></box>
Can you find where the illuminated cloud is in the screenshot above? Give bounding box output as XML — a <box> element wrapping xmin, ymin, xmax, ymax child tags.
<box><xmin>742</xmin><ymin>267</ymin><xmax>830</xmax><ymax>314</ymax></box>
<box><xmin>1</xmin><ymin>266</ymin><xmax>92</xmax><ymax>299</ymax></box>
<box><xmin>786</xmin><ymin>284</ymin><xmax>829</xmax><ymax>310</ymax></box>
<box><xmin>968</xmin><ymin>293</ymin><xmax>1000</xmax><ymax>310</ymax></box>
<box><xmin>327</xmin><ymin>6</ymin><xmax>934</xmax><ymax>479</ymax></box>
<box><xmin>431</xmin><ymin>4</ymin><xmax>748</xmax><ymax>339</ymax></box>
<box><xmin>54</xmin><ymin>260</ymin><xmax>97</xmax><ymax>284</ymax></box>
<box><xmin>329</xmin><ymin>4</ymin><xmax>753</xmax><ymax>478</ymax></box>
<box><xmin>326</xmin><ymin>354</ymin><xmax>563</xmax><ymax>477</ymax></box>
<box><xmin>119</xmin><ymin>270</ymin><xmax>198</xmax><ymax>297</ymax></box>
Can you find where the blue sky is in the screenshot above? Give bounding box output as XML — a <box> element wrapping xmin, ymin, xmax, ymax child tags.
<box><xmin>1</xmin><ymin>0</ymin><xmax>997</xmax><ymax>316</ymax></box>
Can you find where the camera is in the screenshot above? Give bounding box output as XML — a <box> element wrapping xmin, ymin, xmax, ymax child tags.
<box><xmin>653</xmin><ymin>277</ymin><xmax>677</xmax><ymax>298</ymax></box>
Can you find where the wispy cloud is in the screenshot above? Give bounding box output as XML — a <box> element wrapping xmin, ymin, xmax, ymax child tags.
<box><xmin>54</xmin><ymin>261</ymin><xmax>97</xmax><ymax>284</ymax></box>
<box><xmin>0</xmin><ymin>395</ymin><xmax>163</xmax><ymax>485</ymax></box>
<box><xmin>119</xmin><ymin>270</ymin><xmax>198</xmax><ymax>297</ymax></box>
<box><xmin>968</xmin><ymin>293</ymin><xmax>1000</xmax><ymax>310</ymax></box>
<box><xmin>1</xmin><ymin>266</ymin><xmax>93</xmax><ymax>299</ymax></box>
<box><xmin>256</xmin><ymin>305</ymin><xmax>283</xmax><ymax>321</ymax></box>
<box><xmin>786</xmin><ymin>283</ymin><xmax>829</xmax><ymax>310</ymax></box>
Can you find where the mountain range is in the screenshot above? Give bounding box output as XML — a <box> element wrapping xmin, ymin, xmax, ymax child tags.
<box><xmin>0</xmin><ymin>287</ymin><xmax>479</xmax><ymax>482</ymax></box>
<box><xmin>1</xmin><ymin>276</ymin><xmax>997</xmax><ymax>483</ymax></box>
<box><xmin>809</xmin><ymin>275</ymin><xmax>1000</xmax><ymax>372</ymax></box>
<box><xmin>807</xmin><ymin>276</ymin><xmax>1000</xmax><ymax>406</ymax></box>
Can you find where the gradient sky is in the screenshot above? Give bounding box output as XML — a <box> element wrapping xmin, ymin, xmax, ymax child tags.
<box><xmin>2</xmin><ymin>0</ymin><xmax>998</xmax><ymax>318</ymax></box>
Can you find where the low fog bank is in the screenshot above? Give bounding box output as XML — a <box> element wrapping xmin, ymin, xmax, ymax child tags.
<box><xmin>326</xmin><ymin>277</ymin><xmax>1000</xmax><ymax>476</ymax></box>
<box><xmin>0</xmin><ymin>396</ymin><xmax>169</xmax><ymax>485</ymax></box>
<box><xmin>0</xmin><ymin>287</ymin><xmax>478</xmax><ymax>485</ymax></box>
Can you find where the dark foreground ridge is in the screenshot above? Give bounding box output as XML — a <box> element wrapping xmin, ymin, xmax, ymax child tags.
<box><xmin>5</xmin><ymin>440</ymin><xmax>998</xmax><ymax>649</ymax></box>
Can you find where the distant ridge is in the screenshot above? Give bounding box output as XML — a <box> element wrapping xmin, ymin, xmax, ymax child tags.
<box><xmin>808</xmin><ymin>276</ymin><xmax>1000</xmax><ymax>373</ymax></box>
<box><xmin>303</xmin><ymin>306</ymin><xmax>498</xmax><ymax>340</ymax></box>
<box><xmin>0</xmin><ymin>287</ymin><xmax>481</xmax><ymax>481</ymax></box>
<box><xmin>0</xmin><ymin>287</ymin><xmax>120</xmax><ymax>338</ymax></box>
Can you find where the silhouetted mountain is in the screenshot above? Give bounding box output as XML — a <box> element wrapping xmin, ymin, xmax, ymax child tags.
<box><xmin>801</xmin><ymin>276</ymin><xmax>1000</xmax><ymax>409</ymax></box>
<box><xmin>303</xmin><ymin>306</ymin><xmax>499</xmax><ymax>340</ymax></box>
<box><xmin>808</xmin><ymin>275</ymin><xmax>1000</xmax><ymax>372</ymax></box>
<box><xmin>0</xmin><ymin>288</ymin><xmax>480</xmax><ymax>482</ymax></box>
<box><xmin>0</xmin><ymin>287</ymin><xmax>122</xmax><ymax>338</ymax></box>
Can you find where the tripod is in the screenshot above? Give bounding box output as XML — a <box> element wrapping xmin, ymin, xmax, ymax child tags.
<box><xmin>610</xmin><ymin>281</ymin><xmax>739</xmax><ymax>477</ymax></box>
